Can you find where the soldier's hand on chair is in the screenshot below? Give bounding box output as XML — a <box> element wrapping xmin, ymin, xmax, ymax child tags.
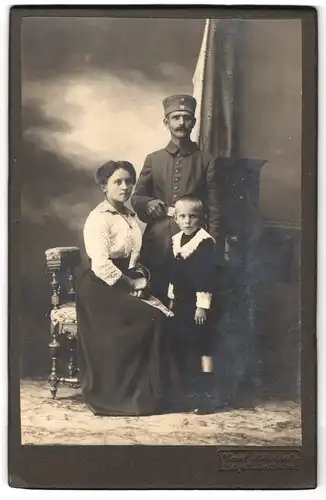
<box><xmin>147</xmin><ymin>199</ymin><xmax>167</xmax><ymax>218</ymax></box>
<box><xmin>195</xmin><ymin>307</ymin><xmax>207</xmax><ymax>326</ymax></box>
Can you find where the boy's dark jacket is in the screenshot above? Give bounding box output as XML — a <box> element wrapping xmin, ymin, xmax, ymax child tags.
<box><xmin>167</xmin><ymin>228</ymin><xmax>216</xmax><ymax>311</ymax></box>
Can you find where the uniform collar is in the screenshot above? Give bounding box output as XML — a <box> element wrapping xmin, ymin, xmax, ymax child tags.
<box><xmin>165</xmin><ymin>140</ymin><xmax>199</xmax><ymax>157</ymax></box>
<box><xmin>98</xmin><ymin>199</ymin><xmax>135</xmax><ymax>216</ymax></box>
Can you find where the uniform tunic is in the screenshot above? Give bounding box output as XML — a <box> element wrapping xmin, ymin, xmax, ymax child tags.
<box><xmin>131</xmin><ymin>140</ymin><xmax>219</xmax><ymax>300</ymax></box>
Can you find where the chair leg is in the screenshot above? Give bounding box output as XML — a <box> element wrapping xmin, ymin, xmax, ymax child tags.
<box><xmin>48</xmin><ymin>324</ymin><xmax>60</xmax><ymax>398</ymax></box>
<box><xmin>67</xmin><ymin>335</ymin><xmax>79</xmax><ymax>385</ymax></box>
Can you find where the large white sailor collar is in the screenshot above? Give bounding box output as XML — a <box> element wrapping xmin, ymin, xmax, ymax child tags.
<box><xmin>172</xmin><ymin>228</ymin><xmax>213</xmax><ymax>259</ymax></box>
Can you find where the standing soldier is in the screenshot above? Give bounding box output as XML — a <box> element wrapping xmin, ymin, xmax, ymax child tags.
<box><xmin>131</xmin><ymin>95</ymin><xmax>220</xmax><ymax>304</ymax></box>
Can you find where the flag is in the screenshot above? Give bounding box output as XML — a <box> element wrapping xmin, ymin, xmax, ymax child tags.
<box><xmin>192</xmin><ymin>18</ymin><xmax>243</xmax><ymax>157</ymax></box>
<box><xmin>192</xmin><ymin>19</ymin><xmax>266</xmax><ymax>236</ymax></box>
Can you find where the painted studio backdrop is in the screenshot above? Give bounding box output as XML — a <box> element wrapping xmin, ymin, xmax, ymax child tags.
<box><xmin>21</xmin><ymin>17</ymin><xmax>302</xmax><ymax>399</ymax></box>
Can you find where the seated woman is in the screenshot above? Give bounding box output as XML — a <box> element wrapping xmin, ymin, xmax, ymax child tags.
<box><xmin>76</xmin><ymin>160</ymin><xmax>178</xmax><ymax>416</ymax></box>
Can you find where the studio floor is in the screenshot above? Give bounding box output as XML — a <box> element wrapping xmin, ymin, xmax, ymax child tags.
<box><xmin>20</xmin><ymin>379</ymin><xmax>302</xmax><ymax>446</ymax></box>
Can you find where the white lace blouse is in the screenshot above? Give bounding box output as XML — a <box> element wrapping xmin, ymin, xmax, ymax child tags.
<box><xmin>83</xmin><ymin>200</ymin><xmax>142</xmax><ymax>286</ymax></box>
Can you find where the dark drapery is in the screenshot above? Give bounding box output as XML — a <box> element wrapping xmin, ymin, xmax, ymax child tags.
<box><xmin>192</xmin><ymin>18</ymin><xmax>301</xmax><ymax>402</ymax></box>
<box><xmin>192</xmin><ymin>19</ymin><xmax>268</xmax><ymax>404</ymax></box>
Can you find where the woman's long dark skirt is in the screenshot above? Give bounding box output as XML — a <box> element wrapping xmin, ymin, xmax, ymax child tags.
<box><xmin>76</xmin><ymin>270</ymin><xmax>178</xmax><ymax>416</ymax></box>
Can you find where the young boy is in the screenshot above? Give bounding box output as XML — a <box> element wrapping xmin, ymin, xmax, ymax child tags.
<box><xmin>167</xmin><ymin>196</ymin><xmax>217</xmax><ymax>414</ymax></box>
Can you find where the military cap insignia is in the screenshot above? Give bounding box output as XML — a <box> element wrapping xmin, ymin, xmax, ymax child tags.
<box><xmin>162</xmin><ymin>94</ymin><xmax>197</xmax><ymax>116</ymax></box>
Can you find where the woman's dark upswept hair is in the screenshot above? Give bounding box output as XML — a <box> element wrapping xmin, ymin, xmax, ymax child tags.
<box><xmin>95</xmin><ymin>160</ymin><xmax>137</xmax><ymax>186</ymax></box>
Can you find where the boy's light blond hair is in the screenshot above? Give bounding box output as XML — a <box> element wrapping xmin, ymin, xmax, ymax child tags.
<box><xmin>174</xmin><ymin>196</ymin><xmax>203</xmax><ymax>215</ymax></box>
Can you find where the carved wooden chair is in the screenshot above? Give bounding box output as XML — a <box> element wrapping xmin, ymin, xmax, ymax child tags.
<box><xmin>45</xmin><ymin>246</ymin><xmax>81</xmax><ymax>398</ymax></box>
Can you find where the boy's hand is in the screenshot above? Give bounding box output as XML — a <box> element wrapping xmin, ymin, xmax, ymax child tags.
<box><xmin>195</xmin><ymin>307</ymin><xmax>207</xmax><ymax>326</ymax></box>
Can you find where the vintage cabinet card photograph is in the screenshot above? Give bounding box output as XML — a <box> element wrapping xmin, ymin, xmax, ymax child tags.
<box><xmin>8</xmin><ymin>6</ymin><xmax>317</xmax><ymax>489</ymax></box>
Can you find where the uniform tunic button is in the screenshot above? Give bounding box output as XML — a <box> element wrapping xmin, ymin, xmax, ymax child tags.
<box><xmin>175</xmin><ymin>169</ymin><xmax>180</xmax><ymax>173</ymax></box>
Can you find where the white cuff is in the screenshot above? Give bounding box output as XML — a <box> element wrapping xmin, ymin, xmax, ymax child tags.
<box><xmin>167</xmin><ymin>283</ymin><xmax>175</xmax><ymax>299</ymax></box>
<box><xmin>92</xmin><ymin>264</ymin><xmax>122</xmax><ymax>286</ymax></box>
<box><xmin>196</xmin><ymin>291</ymin><xmax>212</xmax><ymax>309</ymax></box>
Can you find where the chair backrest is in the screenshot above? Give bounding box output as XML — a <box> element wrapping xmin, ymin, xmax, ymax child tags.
<box><xmin>45</xmin><ymin>247</ymin><xmax>81</xmax><ymax>309</ymax></box>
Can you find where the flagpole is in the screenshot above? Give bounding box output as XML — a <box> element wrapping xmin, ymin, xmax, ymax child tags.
<box><xmin>192</xmin><ymin>18</ymin><xmax>210</xmax><ymax>144</ymax></box>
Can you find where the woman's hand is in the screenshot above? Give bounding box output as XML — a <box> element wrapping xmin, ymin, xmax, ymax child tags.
<box><xmin>130</xmin><ymin>287</ymin><xmax>151</xmax><ymax>299</ymax></box>
<box><xmin>131</xmin><ymin>289</ymin><xmax>145</xmax><ymax>299</ymax></box>
<box><xmin>122</xmin><ymin>275</ymin><xmax>147</xmax><ymax>292</ymax></box>
<box><xmin>132</xmin><ymin>276</ymin><xmax>147</xmax><ymax>291</ymax></box>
